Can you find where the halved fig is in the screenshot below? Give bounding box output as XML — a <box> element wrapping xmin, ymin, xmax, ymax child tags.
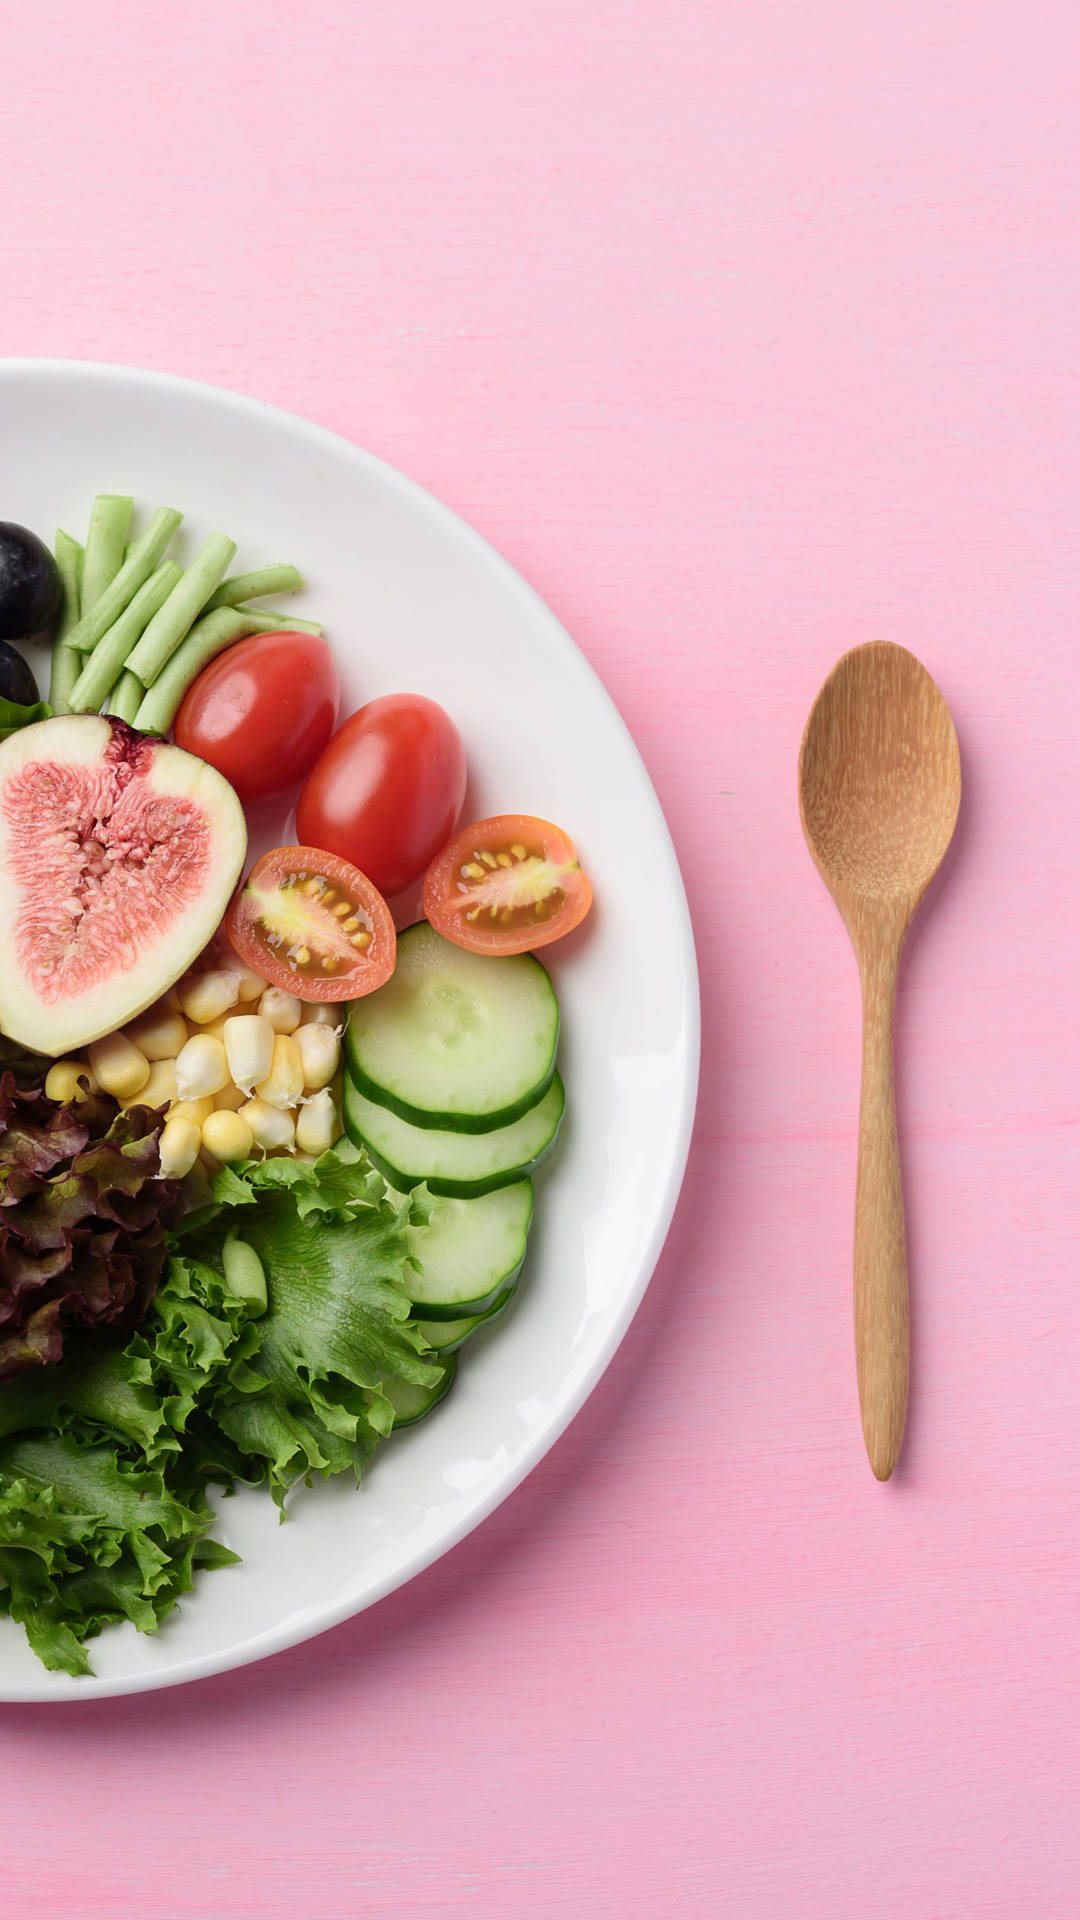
<box><xmin>0</xmin><ymin>715</ymin><xmax>246</xmax><ymax>1056</ymax></box>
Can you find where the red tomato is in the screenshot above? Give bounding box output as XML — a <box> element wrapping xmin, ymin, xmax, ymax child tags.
<box><xmin>296</xmin><ymin>693</ymin><xmax>467</xmax><ymax>898</ymax></box>
<box><xmin>423</xmin><ymin>814</ymin><xmax>593</xmax><ymax>955</ymax></box>
<box><xmin>225</xmin><ymin>846</ymin><xmax>396</xmax><ymax>1001</ymax></box>
<box><xmin>174</xmin><ymin>632</ymin><xmax>339</xmax><ymax>802</ymax></box>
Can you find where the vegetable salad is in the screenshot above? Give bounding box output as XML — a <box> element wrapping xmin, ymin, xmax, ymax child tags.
<box><xmin>0</xmin><ymin>492</ymin><xmax>593</xmax><ymax>1676</ymax></box>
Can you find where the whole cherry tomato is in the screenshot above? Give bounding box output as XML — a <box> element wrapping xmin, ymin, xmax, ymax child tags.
<box><xmin>174</xmin><ymin>632</ymin><xmax>339</xmax><ymax>801</ymax></box>
<box><xmin>297</xmin><ymin>693</ymin><xmax>466</xmax><ymax>897</ymax></box>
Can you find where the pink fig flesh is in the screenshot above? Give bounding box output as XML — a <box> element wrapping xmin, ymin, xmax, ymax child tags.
<box><xmin>0</xmin><ymin>715</ymin><xmax>246</xmax><ymax>1056</ymax></box>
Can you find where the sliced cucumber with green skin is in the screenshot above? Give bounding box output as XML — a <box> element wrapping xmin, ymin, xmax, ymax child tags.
<box><xmin>384</xmin><ymin>1355</ymin><xmax>456</xmax><ymax>1428</ymax></box>
<box><xmin>415</xmin><ymin>1287</ymin><xmax>515</xmax><ymax>1354</ymax></box>
<box><xmin>345</xmin><ymin>922</ymin><xmax>559</xmax><ymax>1132</ymax></box>
<box><xmin>401</xmin><ymin>1180</ymin><xmax>533</xmax><ymax>1318</ymax></box>
<box><xmin>344</xmin><ymin>1071</ymin><xmax>565</xmax><ymax>1198</ymax></box>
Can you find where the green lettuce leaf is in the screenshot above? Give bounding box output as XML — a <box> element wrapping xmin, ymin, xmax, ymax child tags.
<box><xmin>0</xmin><ymin>1139</ymin><xmax>445</xmax><ymax>1672</ymax></box>
<box><xmin>179</xmin><ymin>1142</ymin><xmax>440</xmax><ymax>1501</ymax></box>
<box><xmin>0</xmin><ymin>695</ymin><xmax>52</xmax><ymax>743</ymax></box>
<box><xmin>0</xmin><ymin>1431</ymin><xmax>232</xmax><ymax>1676</ymax></box>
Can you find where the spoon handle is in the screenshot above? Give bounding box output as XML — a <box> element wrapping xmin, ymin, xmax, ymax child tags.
<box><xmin>854</xmin><ymin>938</ymin><xmax>909</xmax><ymax>1480</ymax></box>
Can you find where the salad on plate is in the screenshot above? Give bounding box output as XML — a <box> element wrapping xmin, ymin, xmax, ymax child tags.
<box><xmin>0</xmin><ymin>497</ymin><xmax>593</xmax><ymax>1676</ymax></box>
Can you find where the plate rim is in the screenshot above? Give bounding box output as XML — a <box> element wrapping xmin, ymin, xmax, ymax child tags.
<box><xmin>0</xmin><ymin>356</ymin><xmax>701</xmax><ymax>1701</ymax></box>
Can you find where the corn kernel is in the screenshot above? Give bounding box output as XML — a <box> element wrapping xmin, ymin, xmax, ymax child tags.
<box><xmin>222</xmin><ymin>1232</ymin><xmax>267</xmax><ymax>1314</ymax></box>
<box><xmin>223</xmin><ymin>1014</ymin><xmax>275</xmax><ymax>1093</ymax></box>
<box><xmin>258</xmin><ymin>987</ymin><xmax>302</xmax><ymax>1034</ymax></box>
<box><xmin>300</xmin><ymin>1001</ymin><xmax>343</xmax><ymax>1027</ymax></box>
<box><xmin>256</xmin><ymin>1033</ymin><xmax>304</xmax><ymax>1109</ymax></box>
<box><xmin>295</xmin><ymin>1088</ymin><xmax>339</xmax><ymax>1156</ymax></box>
<box><xmin>122</xmin><ymin>1059</ymin><xmax>177</xmax><ymax>1110</ymax></box>
<box><xmin>89</xmin><ymin>1032</ymin><xmax>151</xmax><ymax>1101</ymax></box>
<box><xmin>238</xmin><ymin>1097</ymin><xmax>296</xmax><ymax>1152</ymax></box>
<box><xmin>194</xmin><ymin>1012</ymin><xmax>234</xmax><ymax>1043</ymax></box>
<box><xmin>233</xmin><ymin>962</ymin><xmax>269</xmax><ymax>1003</ymax></box>
<box><xmin>295</xmin><ymin>1021</ymin><xmax>340</xmax><ymax>1091</ymax></box>
<box><xmin>169</xmin><ymin>1095</ymin><xmax>215</xmax><ymax>1128</ymax></box>
<box><xmin>175</xmin><ymin>1034</ymin><xmax>230</xmax><ymax>1101</ymax></box>
<box><xmin>178</xmin><ymin>969</ymin><xmax>242</xmax><ymax>1025</ymax></box>
<box><xmin>201</xmin><ymin>1108</ymin><xmax>255</xmax><ymax>1163</ymax></box>
<box><xmin>214</xmin><ymin>1082</ymin><xmax>247</xmax><ymax>1111</ymax></box>
<box><xmin>126</xmin><ymin>1005</ymin><xmax>188</xmax><ymax>1061</ymax></box>
<box><xmin>157</xmin><ymin>1115</ymin><xmax>202</xmax><ymax>1179</ymax></box>
<box><xmin>44</xmin><ymin>1060</ymin><xmax>98</xmax><ymax>1104</ymax></box>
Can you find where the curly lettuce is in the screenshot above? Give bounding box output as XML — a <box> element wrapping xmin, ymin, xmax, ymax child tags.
<box><xmin>175</xmin><ymin>1141</ymin><xmax>441</xmax><ymax>1501</ymax></box>
<box><xmin>0</xmin><ymin>1432</ymin><xmax>236</xmax><ymax>1676</ymax></box>
<box><xmin>0</xmin><ymin>1072</ymin><xmax>185</xmax><ymax>1379</ymax></box>
<box><xmin>0</xmin><ymin>1139</ymin><xmax>441</xmax><ymax>1675</ymax></box>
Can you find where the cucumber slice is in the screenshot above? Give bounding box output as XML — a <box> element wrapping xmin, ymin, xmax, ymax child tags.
<box><xmin>415</xmin><ymin>1287</ymin><xmax>516</xmax><ymax>1353</ymax></box>
<box><xmin>383</xmin><ymin>1355</ymin><xmax>456</xmax><ymax>1428</ymax></box>
<box><xmin>401</xmin><ymin>1180</ymin><xmax>533</xmax><ymax>1318</ymax></box>
<box><xmin>345</xmin><ymin>922</ymin><xmax>559</xmax><ymax>1132</ymax></box>
<box><xmin>344</xmin><ymin>1071</ymin><xmax>565</xmax><ymax>1197</ymax></box>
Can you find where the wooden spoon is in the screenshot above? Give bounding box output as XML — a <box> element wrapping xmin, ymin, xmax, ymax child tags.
<box><xmin>798</xmin><ymin>642</ymin><xmax>960</xmax><ymax>1480</ymax></box>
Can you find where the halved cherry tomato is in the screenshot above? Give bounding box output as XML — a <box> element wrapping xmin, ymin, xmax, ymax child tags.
<box><xmin>296</xmin><ymin>693</ymin><xmax>467</xmax><ymax>898</ymax></box>
<box><xmin>175</xmin><ymin>632</ymin><xmax>339</xmax><ymax>802</ymax></box>
<box><xmin>423</xmin><ymin>815</ymin><xmax>593</xmax><ymax>956</ymax></box>
<box><xmin>226</xmin><ymin>846</ymin><xmax>396</xmax><ymax>1001</ymax></box>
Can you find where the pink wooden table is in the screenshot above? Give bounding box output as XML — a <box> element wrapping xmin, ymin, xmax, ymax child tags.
<box><xmin>4</xmin><ymin>3</ymin><xmax>1079</xmax><ymax>1914</ymax></box>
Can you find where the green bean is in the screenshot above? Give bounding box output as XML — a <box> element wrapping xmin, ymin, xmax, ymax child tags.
<box><xmin>125</xmin><ymin>532</ymin><xmax>237</xmax><ymax>686</ymax></box>
<box><xmin>219</xmin><ymin>607</ymin><xmax>322</xmax><ymax>633</ymax></box>
<box><xmin>79</xmin><ymin>495</ymin><xmax>133</xmax><ymax>615</ymax></box>
<box><xmin>222</xmin><ymin>1231</ymin><xmax>267</xmax><ymax>1316</ymax></box>
<box><xmin>69</xmin><ymin>562</ymin><xmax>182</xmax><ymax>714</ymax></box>
<box><xmin>131</xmin><ymin>606</ymin><xmax>320</xmax><ymax>735</ymax></box>
<box><xmin>106</xmin><ymin>671</ymin><xmax>145</xmax><ymax>723</ymax></box>
<box><xmin>64</xmin><ymin>507</ymin><xmax>183</xmax><ymax>654</ymax></box>
<box><xmin>207</xmin><ymin>565</ymin><xmax>305</xmax><ymax>610</ymax></box>
<box><xmin>53</xmin><ymin>530</ymin><xmax>83</xmax><ymax>639</ymax></box>
<box><xmin>48</xmin><ymin>531</ymin><xmax>85</xmax><ymax>714</ymax></box>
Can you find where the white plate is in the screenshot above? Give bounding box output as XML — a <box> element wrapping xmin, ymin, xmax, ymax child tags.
<box><xmin>0</xmin><ymin>360</ymin><xmax>699</xmax><ymax>1700</ymax></box>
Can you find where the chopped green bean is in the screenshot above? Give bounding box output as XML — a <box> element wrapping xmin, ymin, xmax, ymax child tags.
<box><xmin>226</xmin><ymin>607</ymin><xmax>322</xmax><ymax>634</ymax></box>
<box><xmin>207</xmin><ymin>565</ymin><xmax>305</xmax><ymax>610</ymax></box>
<box><xmin>64</xmin><ymin>507</ymin><xmax>183</xmax><ymax>654</ymax></box>
<box><xmin>48</xmin><ymin>531</ymin><xmax>85</xmax><ymax>714</ymax></box>
<box><xmin>222</xmin><ymin>1231</ymin><xmax>267</xmax><ymax>1316</ymax></box>
<box><xmin>69</xmin><ymin>561</ymin><xmax>182</xmax><ymax>714</ymax></box>
<box><xmin>133</xmin><ymin>609</ymin><xmax>296</xmax><ymax>733</ymax></box>
<box><xmin>125</xmin><ymin>532</ymin><xmax>237</xmax><ymax>686</ymax></box>
<box><xmin>80</xmin><ymin>495</ymin><xmax>133</xmax><ymax>614</ymax></box>
<box><xmin>105</xmin><ymin>671</ymin><xmax>145</xmax><ymax>723</ymax></box>
<box><xmin>53</xmin><ymin>530</ymin><xmax>83</xmax><ymax>640</ymax></box>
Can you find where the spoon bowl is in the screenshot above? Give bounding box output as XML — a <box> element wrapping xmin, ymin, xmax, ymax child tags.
<box><xmin>799</xmin><ymin>642</ymin><xmax>960</xmax><ymax>1479</ymax></box>
<box><xmin>801</xmin><ymin>641</ymin><xmax>960</xmax><ymax>912</ymax></box>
